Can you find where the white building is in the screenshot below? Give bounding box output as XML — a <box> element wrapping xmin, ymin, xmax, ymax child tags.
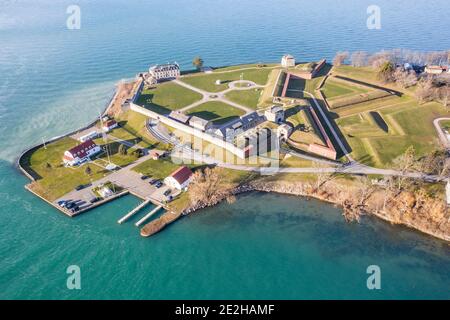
<box><xmin>148</xmin><ymin>63</ymin><xmax>180</xmax><ymax>82</ymax></box>
<box><xmin>265</xmin><ymin>106</ymin><xmax>284</xmax><ymax>123</ymax></box>
<box><xmin>79</xmin><ymin>131</ymin><xmax>98</xmax><ymax>143</ymax></box>
<box><xmin>164</xmin><ymin>166</ymin><xmax>193</xmax><ymax>190</ymax></box>
<box><xmin>281</xmin><ymin>54</ymin><xmax>295</xmax><ymax>68</ymax></box>
<box><xmin>63</xmin><ymin>140</ymin><xmax>102</xmax><ymax>166</ymax></box>
<box><xmin>102</xmin><ymin>120</ymin><xmax>118</xmax><ymax>132</ymax></box>
<box><xmin>277</xmin><ymin>123</ymin><xmax>293</xmax><ymax>140</ymax></box>
<box><xmin>189</xmin><ymin>116</ymin><xmax>212</xmax><ymax>131</ymax></box>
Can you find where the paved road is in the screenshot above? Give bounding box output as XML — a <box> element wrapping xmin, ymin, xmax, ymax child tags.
<box><xmin>433</xmin><ymin>117</ymin><xmax>450</xmax><ymax>149</ymax></box>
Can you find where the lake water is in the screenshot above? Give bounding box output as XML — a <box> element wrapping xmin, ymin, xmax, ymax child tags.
<box><xmin>0</xmin><ymin>0</ymin><xmax>449</xmax><ymax>299</ymax></box>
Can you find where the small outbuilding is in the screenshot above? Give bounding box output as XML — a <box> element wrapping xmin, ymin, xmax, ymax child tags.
<box><xmin>102</xmin><ymin>119</ymin><xmax>118</xmax><ymax>132</ymax></box>
<box><xmin>265</xmin><ymin>106</ymin><xmax>284</xmax><ymax>123</ymax></box>
<box><xmin>277</xmin><ymin>123</ymin><xmax>293</xmax><ymax>140</ymax></box>
<box><xmin>169</xmin><ymin>111</ymin><xmax>191</xmax><ymax>124</ymax></box>
<box><xmin>281</xmin><ymin>54</ymin><xmax>295</xmax><ymax>68</ymax></box>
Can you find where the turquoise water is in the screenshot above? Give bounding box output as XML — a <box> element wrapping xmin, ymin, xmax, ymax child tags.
<box><xmin>0</xmin><ymin>0</ymin><xmax>449</xmax><ymax>299</ymax></box>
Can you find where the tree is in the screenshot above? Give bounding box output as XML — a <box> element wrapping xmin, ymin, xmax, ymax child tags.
<box><xmin>391</xmin><ymin>146</ymin><xmax>416</xmax><ymax>191</ymax></box>
<box><xmin>118</xmin><ymin>144</ymin><xmax>127</xmax><ymax>155</ymax></box>
<box><xmin>393</xmin><ymin>68</ymin><xmax>417</xmax><ymax>88</ymax></box>
<box><xmin>350</xmin><ymin>51</ymin><xmax>368</xmax><ymax>67</ymax></box>
<box><xmin>332</xmin><ymin>51</ymin><xmax>349</xmax><ymax>66</ymax></box>
<box><xmin>415</xmin><ymin>78</ymin><xmax>435</xmax><ymax>104</ymax></box>
<box><xmin>419</xmin><ymin>151</ymin><xmax>450</xmax><ymax>178</ymax></box>
<box><xmin>85</xmin><ymin>166</ymin><xmax>92</xmax><ymax>176</ymax></box>
<box><xmin>313</xmin><ymin>162</ymin><xmax>334</xmax><ymax>191</ymax></box>
<box><xmin>189</xmin><ymin>167</ymin><xmax>229</xmax><ymax>206</ymax></box>
<box><xmin>377</xmin><ymin>61</ymin><xmax>395</xmax><ymax>83</ymax></box>
<box><xmin>438</xmin><ymin>86</ymin><xmax>450</xmax><ymax>108</ymax></box>
<box><xmin>192</xmin><ymin>56</ymin><xmax>204</xmax><ymax>70</ymax></box>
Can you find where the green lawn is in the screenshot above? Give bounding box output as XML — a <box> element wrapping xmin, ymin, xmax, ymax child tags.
<box><xmin>186</xmin><ymin>101</ymin><xmax>245</xmax><ymax>125</ymax></box>
<box><xmin>136</xmin><ymin>81</ymin><xmax>202</xmax><ymax>114</ymax></box>
<box><xmin>333</xmin><ymin>65</ymin><xmax>378</xmax><ymax>83</ymax></box>
<box><xmin>224</xmin><ymin>88</ymin><xmax>263</xmax><ymax>109</ymax></box>
<box><xmin>321</xmin><ymin>79</ymin><xmax>367</xmax><ymax>100</ymax></box>
<box><xmin>26</xmin><ymin>137</ymin><xmax>111</xmax><ymax>201</ymax></box>
<box><xmin>180</xmin><ymin>68</ymin><xmax>272</xmax><ymax>92</ymax></box>
<box><xmin>133</xmin><ymin>159</ymin><xmax>197</xmax><ymax>180</ymax></box>
<box><xmin>336</xmin><ymin>100</ymin><xmax>448</xmax><ymax>167</ymax></box>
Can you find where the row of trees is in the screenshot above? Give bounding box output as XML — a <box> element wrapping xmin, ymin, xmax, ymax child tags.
<box><xmin>333</xmin><ymin>49</ymin><xmax>450</xmax><ymax>69</ymax></box>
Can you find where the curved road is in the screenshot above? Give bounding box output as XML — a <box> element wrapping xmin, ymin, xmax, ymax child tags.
<box><xmin>433</xmin><ymin>117</ymin><xmax>450</xmax><ymax>149</ymax></box>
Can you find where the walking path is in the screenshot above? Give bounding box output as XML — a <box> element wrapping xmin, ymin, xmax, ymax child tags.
<box><xmin>175</xmin><ymin>79</ymin><xmax>258</xmax><ymax>113</ymax></box>
<box><xmin>433</xmin><ymin>117</ymin><xmax>450</xmax><ymax>149</ymax></box>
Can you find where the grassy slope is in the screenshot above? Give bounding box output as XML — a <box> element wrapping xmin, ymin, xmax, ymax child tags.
<box><xmin>186</xmin><ymin>101</ymin><xmax>245</xmax><ymax>125</ymax></box>
<box><xmin>331</xmin><ymin>66</ymin><xmax>448</xmax><ymax>167</ymax></box>
<box><xmin>136</xmin><ymin>81</ymin><xmax>202</xmax><ymax>114</ymax></box>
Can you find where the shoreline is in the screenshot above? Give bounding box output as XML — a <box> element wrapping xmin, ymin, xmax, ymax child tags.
<box><xmin>180</xmin><ymin>182</ymin><xmax>450</xmax><ymax>243</ymax></box>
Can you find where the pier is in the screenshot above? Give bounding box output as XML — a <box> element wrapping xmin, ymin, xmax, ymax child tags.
<box><xmin>135</xmin><ymin>205</ymin><xmax>163</xmax><ymax>227</ymax></box>
<box><xmin>118</xmin><ymin>199</ymin><xmax>151</xmax><ymax>224</ymax></box>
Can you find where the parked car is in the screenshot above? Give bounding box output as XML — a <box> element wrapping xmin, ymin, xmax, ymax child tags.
<box><xmin>163</xmin><ymin>189</ymin><xmax>171</xmax><ymax>196</ymax></box>
<box><xmin>155</xmin><ymin>181</ymin><xmax>163</xmax><ymax>188</ymax></box>
<box><xmin>149</xmin><ymin>179</ymin><xmax>159</xmax><ymax>185</ymax></box>
<box><xmin>65</xmin><ymin>201</ymin><xmax>76</xmax><ymax>209</ymax></box>
<box><xmin>89</xmin><ymin>197</ymin><xmax>101</xmax><ymax>204</ymax></box>
<box><xmin>75</xmin><ymin>185</ymin><xmax>85</xmax><ymax>191</ymax></box>
<box><xmin>140</xmin><ymin>175</ymin><xmax>149</xmax><ymax>180</ymax></box>
<box><xmin>57</xmin><ymin>200</ymin><xmax>67</xmax><ymax>207</ymax></box>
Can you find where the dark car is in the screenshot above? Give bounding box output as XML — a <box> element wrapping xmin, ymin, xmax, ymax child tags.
<box><xmin>89</xmin><ymin>197</ymin><xmax>101</xmax><ymax>204</ymax></box>
<box><xmin>65</xmin><ymin>201</ymin><xmax>76</xmax><ymax>209</ymax></box>
<box><xmin>140</xmin><ymin>175</ymin><xmax>149</xmax><ymax>180</ymax></box>
<box><xmin>163</xmin><ymin>189</ymin><xmax>171</xmax><ymax>196</ymax></box>
<box><xmin>155</xmin><ymin>181</ymin><xmax>163</xmax><ymax>188</ymax></box>
<box><xmin>57</xmin><ymin>200</ymin><xmax>67</xmax><ymax>207</ymax></box>
<box><xmin>75</xmin><ymin>185</ymin><xmax>85</xmax><ymax>191</ymax></box>
<box><xmin>149</xmin><ymin>179</ymin><xmax>158</xmax><ymax>185</ymax></box>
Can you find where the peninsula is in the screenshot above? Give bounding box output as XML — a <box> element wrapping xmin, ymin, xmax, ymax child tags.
<box><xmin>17</xmin><ymin>51</ymin><xmax>450</xmax><ymax>242</ymax></box>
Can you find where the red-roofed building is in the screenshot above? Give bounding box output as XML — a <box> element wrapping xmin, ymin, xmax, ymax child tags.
<box><xmin>164</xmin><ymin>166</ymin><xmax>193</xmax><ymax>190</ymax></box>
<box><xmin>63</xmin><ymin>140</ymin><xmax>102</xmax><ymax>166</ymax></box>
<box><xmin>102</xmin><ymin>119</ymin><xmax>118</xmax><ymax>132</ymax></box>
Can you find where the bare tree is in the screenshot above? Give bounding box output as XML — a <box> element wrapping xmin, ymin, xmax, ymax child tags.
<box><xmin>415</xmin><ymin>78</ymin><xmax>436</xmax><ymax>104</ymax></box>
<box><xmin>313</xmin><ymin>163</ymin><xmax>334</xmax><ymax>191</ymax></box>
<box><xmin>391</xmin><ymin>146</ymin><xmax>416</xmax><ymax>191</ymax></box>
<box><xmin>332</xmin><ymin>51</ymin><xmax>349</xmax><ymax>66</ymax></box>
<box><xmin>393</xmin><ymin>68</ymin><xmax>417</xmax><ymax>88</ymax></box>
<box><xmin>351</xmin><ymin>51</ymin><xmax>368</xmax><ymax>67</ymax></box>
<box><xmin>377</xmin><ymin>61</ymin><xmax>395</xmax><ymax>83</ymax></box>
<box><xmin>438</xmin><ymin>86</ymin><xmax>450</xmax><ymax>108</ymax></box>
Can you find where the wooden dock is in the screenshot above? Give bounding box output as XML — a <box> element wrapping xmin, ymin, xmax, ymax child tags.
<box><xmin>135</xmin><ymin>205</ymin><xmax>163</xmax><ymax>227</ymax></box>
<box><xmin>117</xmin><ymin>198</ymin><xmax>151</xmax><ymax>224</ymax></box>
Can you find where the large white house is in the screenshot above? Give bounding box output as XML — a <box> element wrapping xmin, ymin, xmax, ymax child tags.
<box><xmin>164</xmin><ymin>166</ymin><xmax>193</xmax><ymax>190</ymax></box>
<box><xmin>148</xmin><ymin>63</ymin><xmax>180</xmax><ymax>83</ymax></box>
<box><xmin>63</xmin><ymin>140</ymin><xmax>102</xmax><ymax>166</ymax></box>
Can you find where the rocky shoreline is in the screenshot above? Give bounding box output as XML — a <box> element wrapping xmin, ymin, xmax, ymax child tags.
<box><xmin>181</xmin><ymin>179</ymin><xmax>450</xmax><ymax>243</ymax></box>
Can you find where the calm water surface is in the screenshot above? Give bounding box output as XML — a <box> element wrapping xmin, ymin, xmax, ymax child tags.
<box><xmin>0</xmin><ymin>0</ymin><xmax>449</xmax><ymax>299</ymax></box>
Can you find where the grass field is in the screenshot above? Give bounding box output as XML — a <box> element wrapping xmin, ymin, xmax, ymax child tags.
<box><xmin>180</xmin><ymin>68</ymin><xmax>272</xmax><ymax>92</ymax></box>
<box><xmin>136</xmin><ymin>81</ymin><xmax>202</xmax><ymax>114</ymax></box>
<box><xmin>336</xmin><ymin>100</ymin><xmax>448</xmax><ymax>167</ymax></box>
<box><xmin>186</xmin><ymin>101</ymin><xmax>245</xmax><ymax>125</ymax></box>
<box><xmin>224</xmin><ymin>88</ymin><xmax>263</xmax><ymax>109</ymax></box>
<box><xmin>321</xmin><ymin>78</ymin><xmax>368</xmax><ymax>100</ymax></box>
<box><xmin>27</xmin><ymin>137</ymin><xmax>111</xmax><ymax>201</ymax></box>
<box><xmin>132</xmin><ymin>159</ymin><xmax>189</xmax><ymax>180</ymax></box>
